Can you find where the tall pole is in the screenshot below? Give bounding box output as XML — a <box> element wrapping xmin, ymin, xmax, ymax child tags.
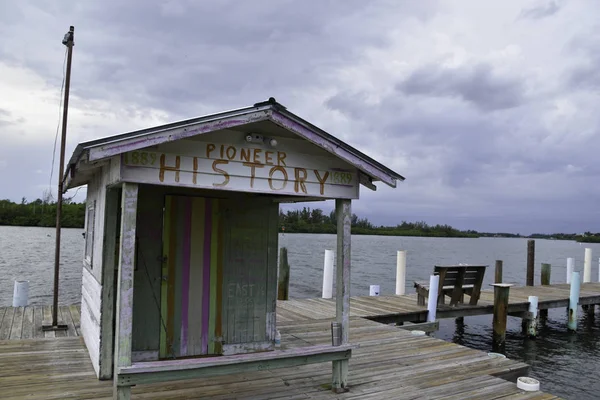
<box><xmin>46</xmin><ymin>26</ymin><xmax>74</xmax><ymax>330</ymax></box>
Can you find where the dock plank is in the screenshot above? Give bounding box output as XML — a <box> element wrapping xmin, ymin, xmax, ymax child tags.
<box><xmin>0</xmin><ymin>306</ymin><xmax>15</xmax><ymax>340</ymax></box>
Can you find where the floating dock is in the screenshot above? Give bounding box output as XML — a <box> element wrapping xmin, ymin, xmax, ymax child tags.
<box><xmin>2</xmin><ymin>282</ymin><xmax>596</xmax><ymax>399</ymax></box>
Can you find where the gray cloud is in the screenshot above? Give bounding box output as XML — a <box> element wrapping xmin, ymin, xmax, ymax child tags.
<box><xmin>1</xmin><ymin>0</ymin><xmax>599</xmax><ymax>234</ymax></box>
<box><xmin>396</xmin><ymin>63</ymin><xmax>525</xmax><ymax>111</ymax></box>
<box><xmin>519</xmin><ymin>1</ymin><xmax>561</xmax><ymax>20</ymax></box>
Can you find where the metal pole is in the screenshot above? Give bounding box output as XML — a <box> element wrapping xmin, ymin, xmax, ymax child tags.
<box><xmin>46</xmin><ymin>26</ymin><xmax>74</xmax><ymax>331</ymax></box>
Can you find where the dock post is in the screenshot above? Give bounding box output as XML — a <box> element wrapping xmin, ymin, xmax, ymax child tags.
<box><xmin>540</xmin><ymin>263</ymin><xmax>551</xmax><ymax>318</ymax></box>
<box><xmin>566</xmin><ymin>258</ymin><xmax>574</xmax><ymax>284</ymax></box>
<box><xmin>583</xmin><ymin>248</ymin><xmax>592</xmax><ymax>283</ymax></box>
<box><xmin>495</xmin><ymin>260</ymin><xmax>503</xmax><ymax>283</ymax></box>
<box><xmin>492</xmin><ymin>283</ymin><xmax>512</xmax><ymax>353</ymax></box>
<box><xmin>568</xmin><ymin>271</ymin><xmax>580</xmax><ymax>331</ymax></box>
<box><xmin>322</xmin><ymin>249</ymin><xmax>334</xmax><ymax>299</ymax></box>
<box><xmin>396</xmin><ymin>250</ymin><xmax>406</xmax><ymax>295</ymax></box>
<box><xmin>277</xmin><ymin>247</ymin><xmax>290</xmax><ymax>301</ymax></box>
<box><xmin>527</xmin><ymin>296</ymin><xmax>539</xmax><ymax>338</ymax></box>
<box><xmin>527</xmin><ymin>240</ymin><xmax>535</xmax><ymax>286</ymax></box>
<box><xmin>427</xmin><ymin>275</ymin><xmax>440</xmax><ymax>322</ymax></box>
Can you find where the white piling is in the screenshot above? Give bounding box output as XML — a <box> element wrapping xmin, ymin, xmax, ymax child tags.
<box><xmin>12</xmin><ymin>280</ymin><xmax>29</xmax><ymax>307</ymax></box>
<box><xmin>583</xmin><ymin>248</ymin><xmax>592</xmax><ymax>283</ymax></box>
<box><xmin>427</xmin><ymin>275</ymin><xmax>439</xmax><ymax>322</ymax></box>
<box><xmin>396</xmin><ymin>250</ymin><xmax>406</xmax><ymax>295</ymax></box>
<box><xmin>369</xmin><ymin>285</ymin><xmax>380</xmax><ymax>296</ymax></box>
<box><xmin>527</xmin><ymin>296</ymin><xmax>539</xmax><ymax>338</ymax></box>
<box><xmin>568</xmin><ymin>271</ymin><xmax>580</xmax><ymax>331</ymax></box>
<box><xmin>566</xmin><ymin>258</ymin><xmax>574</xmax><ymax>284</ymax></box>
<box><xmin>598</xmin><ymin>257</ymin><xmax>600</xmax><ymax>283</ymax></box>
<box><xmin>322</xmin><ymin>249</ymin><xmax>334</xmax><ymax>299</ymax></box>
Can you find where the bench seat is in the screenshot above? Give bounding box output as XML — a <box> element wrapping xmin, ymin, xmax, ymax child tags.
<box><xmin>414</xmin><ymin>265</ymin><xmax>487</xmax><ymax>307</ymax></box>
<box><xmin>117</xmin><ymin>344</ymin><xmax>354</xmax><ymax>386</ymax></box>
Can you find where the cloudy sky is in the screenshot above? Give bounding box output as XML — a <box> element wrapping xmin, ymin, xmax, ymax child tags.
<box><xmin>0</xmin><ymin>0</ymin><xmax>598</xmax><ymax>234</ymax></box>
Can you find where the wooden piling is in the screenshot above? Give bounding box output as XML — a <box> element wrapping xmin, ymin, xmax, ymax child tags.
<box><xmin>277</xmin><ymin>247</ymin><xmax>290</xmax><ymax>301</ymax></box>
<box><xmin>492</xmin><ymin>284</ymin><xmax>512</xmax><ymax>353</ymax></box>
<box><xmin>540</xmin><ymin>263</ymin><xmax>551</xmax><ymax>318</ymax></box>
<box><xmin>568</xmin><ymin>271</ymin><xmax>580</xmax><ymax>331</ymax></box>
<box><xmin>495</xmin><ymin>260</ymin><xmax>503</xmax><ymax>284</ymax></box>
<box><xmin>526</xmin><ymin>240</ymin><xmax>535</xmax><ymax>286</ymax></box>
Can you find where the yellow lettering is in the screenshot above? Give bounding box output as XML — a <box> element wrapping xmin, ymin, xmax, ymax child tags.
<box><xmin>240</xmin><ymin>148</ymin><xmax>251</xmax><ymax>162</ymax></box>
<box><xmin>226</xmin><ymin>146</ymin><xmax>237</xmax><ymax>160</ymax></box>
<box><xmin>243</xmin><ymin>162</ymin><xmax>264</xmax><ymax>188</ymax></box>
<box><xmin>294</xmin><ymin>168</ymin><xmax>307</xmax><ymax>194</ymax></box>
<box><xmin>212</xmin><ymin>160</ymin><xmax>230</xmax><ymax>187</ymax></box>
<box><xmin>277</xmin><ymin>151</ymin><xmax>287</xmax><ymax>166</ymax></box>
<box><xmin>265</xmin><ymin>151</ymin><xmax>274</xmax><ymax>165</ymax></box>
<box><xmin>253</xmin><ymin>148</ymin><xmax>262</xmax><ymax>164</ymax></box>
<box><xmin>159</xmin><ymin>154</ymin><xmax>180</xmax><ymax>183</ymax></box>
<box><xmin>314</xmin><ymin>170</ymin><xmax>329</xmax><ymax>195</ymax></box>
<box><xmin>206</xmin><ymin>143</ymin><xmax>216</xmax><ymax>159</ymax></box>
<box><xmin>269</xmin><ymin>166</ymin><xmax>288</xmax><ymax>191</ymax></box>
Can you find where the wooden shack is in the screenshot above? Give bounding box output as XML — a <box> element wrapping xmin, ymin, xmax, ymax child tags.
<box><xmin>64</xmin><ymin>98</ymin><xmax>404</xmax><ymax>398</ymax></box>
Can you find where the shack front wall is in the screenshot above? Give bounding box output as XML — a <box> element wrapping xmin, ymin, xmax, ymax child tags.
<box><xmin>120</xmin><ymin>126</ymin><xmax>360</xmax><ymax>200</ymax></box>
<box><xmin>132</xmin><ymin>184</ymin><xmax>278</xmax><ymax>360</ymax></box>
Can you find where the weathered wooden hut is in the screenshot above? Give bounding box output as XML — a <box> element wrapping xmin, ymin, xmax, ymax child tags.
<box><xmin>64</xmin><ymin>98</ymin><xmax>404</xmax><ymax>398</ymax></box>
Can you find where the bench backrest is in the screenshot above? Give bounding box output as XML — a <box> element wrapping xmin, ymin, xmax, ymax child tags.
<box><xmin>433</xmin><ymin>265</ymin><xmax>487</xmax><ymax>287</ymax></box>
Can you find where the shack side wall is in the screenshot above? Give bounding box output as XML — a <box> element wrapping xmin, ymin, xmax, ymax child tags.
<box><xmin>80</xmin><ymin>156</ymin><xmax>121</xmax><ymax>378</ymax></box>
<box><xmin>80</xmin><ymin>168</ymin><xmax>107</xmax><ymax>376</ymax></box>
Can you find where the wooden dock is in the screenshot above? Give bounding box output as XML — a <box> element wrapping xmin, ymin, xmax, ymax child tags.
<box><xmin>278</xmin><ymin>283</ymin><xmax>600</xmax><ymax>324</ymax></box>
<box><xmin>2</xmin><ymin>282</ymin><xmax>594</xmax><ymax>399</ymax></box>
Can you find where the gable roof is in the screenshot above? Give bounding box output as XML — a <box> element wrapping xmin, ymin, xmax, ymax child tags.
<box><xmin>64</xmin><ymin>98</ymin><xmax>405</xmax><ymax>192</ymax></box>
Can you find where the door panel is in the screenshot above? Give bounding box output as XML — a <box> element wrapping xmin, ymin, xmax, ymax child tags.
<box><xmin>160</xmin><ymin>195</ymin><xmax>222</xmax><ymax>358</ymax></box>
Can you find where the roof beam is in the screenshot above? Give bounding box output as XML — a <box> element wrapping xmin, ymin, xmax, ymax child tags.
<box><xmin>88</xmin><ymin>109</ymin><xmax>271</xmax><ymax>162</ymax></box>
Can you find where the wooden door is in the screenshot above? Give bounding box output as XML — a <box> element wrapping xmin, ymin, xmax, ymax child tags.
<box><xmin>160</xmin><ymin>195</ymin><xmax>222</xmax><ymax>358</ymax></box>
<box><xmin>220</xmin><ymin>199</ymin><xmax>278</xmax><ymax>354</ymax></box>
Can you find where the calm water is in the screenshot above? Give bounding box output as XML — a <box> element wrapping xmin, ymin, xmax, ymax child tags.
<box><xmin>1</xmin><ymin>227</ymin><xmax>599</xmax><ymax>399</ymax></box>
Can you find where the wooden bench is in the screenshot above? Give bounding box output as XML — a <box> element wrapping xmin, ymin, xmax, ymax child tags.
<box><xmin>414</xmin><ymin>265</ymin><xmax>487</xmax><ymax>307</ymax></box>
<box><xmin>117</xmin><ymin>344</ymin><xmax>354</xmax><ymax>388</ymax></box>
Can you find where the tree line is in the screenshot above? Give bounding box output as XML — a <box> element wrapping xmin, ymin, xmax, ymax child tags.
<box><xmin>2</xmin><ymin>199</ymin><xmax>598</xmax><ymax>241</ymax></box>
<box><xmin>0</xmin><ymin>198</ymin><xmax>85</xmax><ymax>228</ymax></box>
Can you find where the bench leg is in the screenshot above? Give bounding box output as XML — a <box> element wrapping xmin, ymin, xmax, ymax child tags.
<box><xmin>332</xmin><ymin>359</ymin><xmax>349</xmax><ymax>393</ymax></box>
<box><xmin>114</xmin><ymin>381</ymin><xmax>131</xmax><ymax>400</ymax></box>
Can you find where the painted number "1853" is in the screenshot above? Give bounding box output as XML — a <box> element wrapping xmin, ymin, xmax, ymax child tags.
<box><xmin>331</xmin><ymin>172</ymin><xmax>353</xmax><ymax>185</ymax></box>
<box><xmin>124</xmin><ymin>151</ymin><xmax>157</xmax><ymax>166</ymax></box>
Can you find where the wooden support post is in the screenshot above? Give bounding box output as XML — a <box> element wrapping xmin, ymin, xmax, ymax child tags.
<box><xmin>527</xmin><ymin>240</ymin><xmax>535</xmax><ymax>286</ymax></box>
<box><xmin>495</xmin><ymin>260</ymin><xmax>503</xmax><ymax>284</ymax></box>
<box><xmin>332</xmin><ymin>199</ymin><xmax>351</xmax><ymax>393</ymax></box>
<box><xmin>113</xmin><ymin>183</ymin><xmax>138</xmax><ymax>400</ymax></box>
<box><xmin>526</xmin><ymin>296</ymin><xmax>539</xmax><ymax>338</ymax></box>
<box><xmin>568</xmin><ymin>271</ymin><xmax>580</xmax><ymax>332</ymax></box>
<box><xmin>99</xmin><ymin>187</ymin><xmax>120</xmax><ymax>379</ymax></box>
<box><xmin>277</xmin><ymin>247</ymin><xmax>290</xmax><ymax>301</ymax></box>
<box><xmin>539</xmin><ymin>263</ymin><xmax>551</xmax><ymax>318</ymax></box>
<box><xmin>492</xmin><ymin>284</ymin><xmax>512</xmax><ymax>353</ymax></box>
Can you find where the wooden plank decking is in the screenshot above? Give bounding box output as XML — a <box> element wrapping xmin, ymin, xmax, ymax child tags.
<box><xmin>277</xmin><ymin>283</ymin><xmax>600</xmax><ymax>323</ymax></box>
<box><xmin>0</xmin><ymin>317</ymin><xmax>560</xmax><ymax>399</ymax></box>
<box><xmin>2</xmin><ymin>282</ymin><xmax>595</xmax><ymax>399</ymax></box>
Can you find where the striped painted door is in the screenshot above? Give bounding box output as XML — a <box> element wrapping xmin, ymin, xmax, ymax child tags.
<box><xmin>160</xmin><ymin>195</ymin><xmax>222</xmax><ymax>358</ymax></box>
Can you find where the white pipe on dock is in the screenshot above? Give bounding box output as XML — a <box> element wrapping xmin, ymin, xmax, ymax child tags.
<box><xmin>568</xmin><ymin>271</ymin><xmax>580</xmax><ymax>331</ymax></box>
<box><xmin>369</xmin><ymin>285</ymin><xmax>380</xmax><ymax>296</ymax></box>
<box><xmin>12</xmin><ymin>280</ymin><xmax>29</xmax><ymax>307</ymax></box>
<box><xmin>566</xmin><ymin>258</ymin><xmax>574</xmax><ymax>284</ymax></box>
<box><xmin>583</xmin><ymin>248</ymin><xmax>592</xmax><ymax>283</ymax></box>
<box><xmin>598</xmin><ymin>257</ymin><xmax>600</xmax><ymax>283</ymax></box>
<box><xmin>396</xmin><ymin>250</ymin><xmax>406</xmax><ymax>295</ymax></box>
<box><xmin>427</xmin><ymin>275</ymin><xmax>439</xmax><ymax>322</ymax></box>
<box><xmin>322</xmin><ymin>249</ymin><xmax>334</xmax><ymax>299</ymax></box>
<box><xmin>527</xmin><ymin>296</ymin><xmax>539</xmax><ymax>338</ymax></box>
